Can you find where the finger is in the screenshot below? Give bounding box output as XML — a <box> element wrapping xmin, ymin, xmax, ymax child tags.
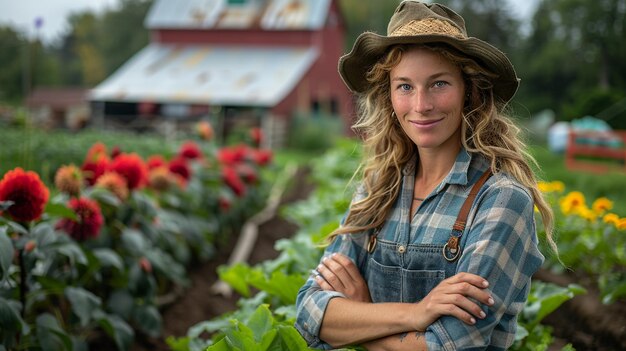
<box><xmin>442</xmin><ymin>291</ymin><xmax>488</xmax><ymax>321</ymax></box>
<box><xmin>449</xmin><ymin>272</ymin><xmax>489</xmax><ymax>289</ymax></box>
<box><xmin>314</xmin><ymin>273</ymin><xmax>335</xmax><ymax>291</ymax></box>
<box><xmin>330</xmin><ymin>253</ymin><xmax>362</xmax><ymax>283</ymax></box>
<box><xmin>320</xmin><ymin>256</ymin><xmax>354</xmax><ymax>288</ymax></box>
<box><xmin>317</xmin><ymin>261</ymin><xmax>346</xmax><ymax>291</ymax></box>
<box><xmin>449</xmin><ymin>280</ymin><xmax>494</xmax><ymax>308</ymax></box>
<box><xmin>439</xmin><ymin>303</ymin><xmax>479</xmax><ymax>326</ymax></box>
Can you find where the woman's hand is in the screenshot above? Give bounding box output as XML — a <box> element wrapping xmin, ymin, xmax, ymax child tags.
<box><xmin>412</xmin><ymin>272</ymin><xmax>494</xmax><ymax>331</ymax></box>
<box><xmin>314</xmin><ymin>253</ymin><xmax>372</xmax><ymax>303</ymax></box>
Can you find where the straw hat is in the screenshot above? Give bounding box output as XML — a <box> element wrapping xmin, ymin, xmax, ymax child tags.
<box><xmin>338</xmin><ymin>1</ymin><xmax>520</xmax><ymax>103</ymax></box>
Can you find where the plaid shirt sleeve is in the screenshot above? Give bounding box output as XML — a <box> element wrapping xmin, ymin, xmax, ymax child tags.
<box><xmin>425</xmin><ymin>175</ymin><xmax>545</xmax><ymax>350</ymax></box>
<box><xmin>295</xmin><ymin>229</ymin><xmax>370</xmax><ymax>349</ymax></box>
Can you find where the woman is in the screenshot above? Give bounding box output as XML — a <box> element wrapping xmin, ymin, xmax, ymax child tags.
<box><xmin>295</xmin><ymin>1</ymin><xmax>556</xmax><ymax>350</ymax></box>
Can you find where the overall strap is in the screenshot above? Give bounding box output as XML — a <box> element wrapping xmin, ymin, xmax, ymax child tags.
<box><xmin>443</xmin><ymin>169</ymin><xmax>493</xmax><ymax>262</ymax></box>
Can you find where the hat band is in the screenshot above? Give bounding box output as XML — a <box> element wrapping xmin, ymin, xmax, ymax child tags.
<box><xmin>390</xmin><ymin>18</ymin><xmax>466</xmax><ymax>39</ymax></box>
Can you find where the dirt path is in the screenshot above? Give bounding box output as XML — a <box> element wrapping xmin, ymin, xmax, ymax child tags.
<box><xmin>130</xmin><ymin>166</ymin><xmax>314</xmax><ymax>351</ymax></box>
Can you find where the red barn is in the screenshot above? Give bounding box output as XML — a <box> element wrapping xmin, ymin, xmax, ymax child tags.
<box><xmin>89</xmin><ymin>0</ymin><xmax>353</xmax><ymax>145</ymax></box>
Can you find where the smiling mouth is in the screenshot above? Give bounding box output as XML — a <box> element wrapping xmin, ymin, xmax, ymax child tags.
<box><xmin>409</xmin><ymin>118</ymin><xmax>444</xmax><ymax>127</ymax></box>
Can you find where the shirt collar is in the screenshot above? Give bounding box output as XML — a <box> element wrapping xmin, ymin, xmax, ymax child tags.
<box><xmin>401</xmin><ymin>148</ymin><xmax>474</xmax><ymax>186</ymax></box>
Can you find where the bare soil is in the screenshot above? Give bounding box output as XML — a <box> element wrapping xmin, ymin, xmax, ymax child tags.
<box><xmin>534</xmin><ymin>269</ymin><xmax>626</xmax><ymax>351</ymax></box>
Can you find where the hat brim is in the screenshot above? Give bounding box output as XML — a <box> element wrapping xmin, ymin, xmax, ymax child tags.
<box><xmin>338</xmin><ymin>32</ymin><xmax>520</xmax><ymax>103</ymax></box>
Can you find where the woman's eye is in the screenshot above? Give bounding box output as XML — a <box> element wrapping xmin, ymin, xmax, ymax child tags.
<box><xmin>399</xmin><ymin>83</ymin><xmax>412</xmax><ymax>91</ymax></box>
<box><xmin>433</xmin><ymin>81</ymin><xmax>448</xmax><ymax>88</ymax></box>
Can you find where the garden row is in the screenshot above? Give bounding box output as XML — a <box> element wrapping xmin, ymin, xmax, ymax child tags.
<box><xmin>166</xmin><ymin>139</ymin><xmax>626</xmax><ymax>351</ymax></box>
<box><xmin>0</xmin><ymin>124</ymin><xmax>274</xmax><ymax>351</ymax></box>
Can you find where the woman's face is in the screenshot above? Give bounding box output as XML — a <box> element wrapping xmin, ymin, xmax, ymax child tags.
<box><xmin>390</xmin><ymin>47</ymin><xmax>465</xmax><ymax>152</ymax></box>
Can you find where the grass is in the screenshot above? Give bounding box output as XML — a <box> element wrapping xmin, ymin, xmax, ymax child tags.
<box><xmin>0</xmin><ymin>124</ymin><xmax>181</xmax><ymax>185</ymax></box>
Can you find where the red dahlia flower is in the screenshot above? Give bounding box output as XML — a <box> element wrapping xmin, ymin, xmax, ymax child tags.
<box><xmin>0</xmin><ymin>168</ymin><xmax>50</xmax><ymax>222</ymax></box>
<box><xmin>250</xmin><ymin>127</ymin><xmax>263</xmax><ymax>147</ymax></box>
<box><xmin>55</xmin><ymin>164</ymin><xmax>83</xmax><ymax>196</ymax></box>
<box><xmin>109</xmin><ymin>153</ymin><xmax>148</xmax><ymax>190</ymax></box>
<box><xmin>57</xmin><ymin>197</ymin><xmax>104</xmax><ymax>241</ymax></box>
<box><xmin>146</xmin><ymin>155</ymin><xmax>166</xmax><ymax>170</ymax></box>
<box><xmin>168</xmin><ymin>157</ymin><xmax>192</xmax><ymax>182</ymax></box>
<box><xmin>82</xmin><ymin>154</ymin><xmax>109</xmax><ymax>186</ymax></box>
<box><xmin>222</xmin><ymin>166</ymin><xmax>246</xmax><ymax>197</ymax></box>
<box><xmin>217</xmin><ymin>145</ymin><xmax>249</xmax><ymax>166</ymax></box>
<box><xmin>251</xmin><ymin>149</ymin><xmax>273</xmax><ymax>166</ymax></box>
<box><xmin>178</xmin><ymin>141</ymin><xmax>203</xmax><ymax>160</ymax></box>
<box><xmin>236</xmin><ymin>164</ymin><xmax>258</xmax><ymax>184</ymax></box>
<box><xmin>86</xmin><ymin>142</ymin><xmax>108</xmax><ymax>161</ymax></box>
<box><xmin>110</xmin><ymin>146</ymin><xmax>122</xmax><ymax>159</ymax></box>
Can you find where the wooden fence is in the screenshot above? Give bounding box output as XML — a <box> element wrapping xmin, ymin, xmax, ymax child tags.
<box><xmin>565</xmin><ymin>130</ymin><xmax>626</xmax><ymax>173</ymax></box>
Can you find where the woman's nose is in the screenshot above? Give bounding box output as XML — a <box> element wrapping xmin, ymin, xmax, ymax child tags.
<box><xmin>413</xmin><ymin>89</ymin><xmax>434</xmax><ymax>113</ymax></box>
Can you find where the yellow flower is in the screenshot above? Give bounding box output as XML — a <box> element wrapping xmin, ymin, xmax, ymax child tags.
<box><xmin>538</xmin><ymin>181</ymin><xmax>551</xmax><ymax>193</ymax></box>
<box><xmin>559</xmin><ymin>191</ymin><xmax>586</xmax><ymax>216</ymax></box>
<box><xmin>538</xmin><ymin>180</ymin><xmax>566</xmax><ymax>193</ymax></box>
<box><xmin>603</xmin><ymin>213</ymin><xmax>620</xmax><ymax>226</ymax></box>
<box><xmin>617</xmin><ymin>218</ymin><xmax>626</xmax><ymax>231</ymax></box>
<box><xmin>592</xmin><ymin>197</ymin><xmax>613</xmax><ymax>215</ymax></box>
<box><xmin>577</xmin><ymin>206</ymin><xmax>597</xmax><ymax>222</ymax></box>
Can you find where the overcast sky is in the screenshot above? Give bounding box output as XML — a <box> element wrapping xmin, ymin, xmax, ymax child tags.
<box><xmin>0</xmin><ymin>0</ymin><xmax>539</xmax><ymax>43</ymax></box>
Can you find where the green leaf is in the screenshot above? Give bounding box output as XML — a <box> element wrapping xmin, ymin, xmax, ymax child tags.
<box><xmin>93</xmin><ymin>248</ymin><xmax>124</xmax><ymax>271</ymax></box>
<box><xmin>133</xmin><ymin>304</ymin><xmax>162</xmax><ymax>338</ymax></box>
<box><xmin>86</xmin><ymin>187</ymin><xmax>122</xmax><ymax>207</ymax></box>
<box><xmin>106</xmin><ymin>290</ymin><xmax>134</xmax><ymax>320</ymax></box>
<box><xmin>36</xmin><ymin>313</ymin><xmax>73</xmax><ymax>351</ymax></box>
<box><xmin>0</xmin><ymin>228</ymin><xmax>13</xmax><ymax>282</ymax></box>
<box><xmin>248</xmin><ymin>270</ymin><xmax>304</xmax><ymax>305</ymax></box>
<box><xmin>97</xmin><ymin>313</ymin><xmax>134</xmax><ymax>351</ymax></box>
<box><xmin>31</xmin><ymin>222</ymin><xmax>59</xmax><ymax>248</ymax></box>
<box><xmin>145</xmin><ymin>248</ymin><xmax>188</xmax><ymax>286</ymax></box>
<box><xmin>258</xmin><ymin>329</ymin><xmax>278</xmax><ymax>350</ymax></box>
<box><xmin>0</xmin><ymin>297</ymin><xmax>28</xmax><ymax>334</ymax></box>
<box><xmin>165</xmin><ymin>335</ymin><xmax>190</xmax><ymax>351</ymax></box>
<box><xmin>44</xmin><ymin>202</ymin><xmax>77</xmax><ymax>220</ymax></box>
<box><xmin>65</xmin><ymin>287</ymin><xmax>102</xmax><ymax>328</ymax></box>
<box><xmin>206</xmin><ymin>338</ymin><xmax>233</xmax><ymax>351</ymax></box>
<box><xmin>121</xmin><ymin>229</ymin><xmax>150</xmax><ymax>256</ymax></box>
<box><xmin>276</xmin><ymin>325</ymin><xmax>310</xmax><ymax>350</ymax></box>
<box><xmin>188</xmin><ymin>318</ymin><xmax>232</xmax><ymax>337</ymax></box>
<box><xmin>524</xmin><ymin>282</ymin><xmax>586</xmax><ymax>329</ymax></box>
<box><xmin>128</xmin><ymin>263</ymin><xmax>156</xmax><ymax>297</ymax></box>
<box><xmin>247</xmin><ymin>305</ymin><xmax>274</xmax><ymax>343</ymax></box>
<box><xmin>218</xmin><ymin>264</ymin><xmax>251</xmax><ymax>297</ymax></box>
<box><xmin>0</xmin><ymin>200</ymin><xmax>14</xmax><ymax>211</ymax></box>
<box><xmin>54</xmin><ymin>240</ymin><xmax>88</xmax><ymax>266</ymax></box>
<box><xmin>224</xmin><ymin>321</ymin><xmax>255</xmax><ymax>350</ymax></box>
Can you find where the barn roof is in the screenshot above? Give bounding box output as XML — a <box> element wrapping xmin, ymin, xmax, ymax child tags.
<box><xmin>145</xmin><ymin>0</ymin><xmax>332</xmax><ymax>30</ymax></box>
<box><xmin>89</xmin><ymin>43</ymin><xmax>318</xmax><ymax>106</ymax></box>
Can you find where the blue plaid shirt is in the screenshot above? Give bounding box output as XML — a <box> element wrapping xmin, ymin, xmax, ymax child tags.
<box><xmin>295</xmin><ymin>149</ymin><xmax>545</xmax><ymax>350</ymax></box>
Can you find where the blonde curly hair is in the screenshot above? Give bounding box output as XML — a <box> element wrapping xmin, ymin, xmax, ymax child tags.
<box><xmin>329</xmin><ymin>44</ymin><xmax>557</xmax><ymax>254</ymax></box>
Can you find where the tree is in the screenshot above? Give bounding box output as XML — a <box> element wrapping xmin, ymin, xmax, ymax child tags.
<box><xmin>97</xmin><ymin>0</ymin><xmax>152</xmax><ymax>74</ymax></box>
<box><xmin>516</xmin><ymin>0</ymin><xmax>626</xmax><ymax>125</ymax></box>
<box><xmin>0</xmin><ymin>27</ymin><xmax>28</xmax><ymax>102</ymax></box>
<box><xmin>339</xmin><ymin>0</ymin><xmax>402</xmax><ymax>51</ymax></box>
<box><xmin>437</xmin><ymin>0</ymin><xmax>521</xmax><ymax>54</ymax></box>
